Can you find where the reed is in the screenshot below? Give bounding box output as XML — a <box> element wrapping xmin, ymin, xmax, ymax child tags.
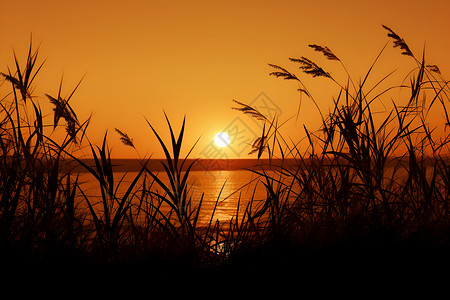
<box><xmin>1</xmin><ymin>25</ymin><xmax>450</xmax><ymax>273</ymax></box>
<box><xmin>0</xmin><ymin>39</ymin><xmax>91</xmax><ymax>264</ymax></box>
<box><xmin>231</xmin><ymin>24</ymin><xmax>450</xmax><ymax>262</ymax></box>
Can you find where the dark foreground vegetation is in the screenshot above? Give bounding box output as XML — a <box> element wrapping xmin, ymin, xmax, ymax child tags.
<box><xmin>1</xmin><ymin>26</ymin><xmax>450</xmax><ymax>281</ymax></box>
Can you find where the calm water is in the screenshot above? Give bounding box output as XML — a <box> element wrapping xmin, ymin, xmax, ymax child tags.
<box><xmin>77</xmin><ymin>169</ymin><xmax>270</xmax><ymax>225</ymax></box>
<box><xmin>72</xmin><ymin>160</ymin><xmax>438</xmax><ymax>226</ymax></box>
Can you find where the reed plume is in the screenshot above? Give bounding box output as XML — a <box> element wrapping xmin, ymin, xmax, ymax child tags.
<box><xmin>1</xmin><ymin>73</ymin><xmax>32</xmax><ymax>102</ymax></box>
<box><xmin>46</xmin><ymin>94</ymin><xmax>77</xmax><ymax>127</ymax></box>
<box><xmin>382</xmin><ymin>24</ymin><xmax>414</xmax><ymax>57</ymax></box>
<box><xmin>0</xmin><ymin>38</ymin><xmax>44</xmax><ymax>103</ymax></box>
<box><xmin>231</xmin><ymin>99</ymin><xmax>268</xmax><ymax>121</ymax></box>
<box><xmin>289</xmin><ymin>57</ymin><xmax>332</xmax><ymax>79</ymax></box>
<box><xmin>308</xmin><ymin>44</ymin><xmax>340</xmax><ymax>61</ymax></box>
<box><xmin>46</xmin><ymin>76</ymin><xmax>83</xmax><ymax>141</ymax></box>
<box><xmin>115</xmin><ymin>128</ymin><xmax>135</xmax><ymax>148</ymax></box>
<box><xmin>426</xmin><ymin>64</ymin><xmax>441</xmax><ymax>74</ymax></box>
<box><xmin>267</xmin><ymin>64</ymin><xmax>299</xmax><ymax>81</ymax></box>
<box><xmin>248</xmin><ymin>134</ymin><xmax>268</xmax><ymax>157</ymax></box>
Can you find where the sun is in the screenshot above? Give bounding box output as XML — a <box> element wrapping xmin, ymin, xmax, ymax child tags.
<box><xmin>214</xmin><ymin>132</ymin><xmax>231</xmax><ymax>147</ymax></box>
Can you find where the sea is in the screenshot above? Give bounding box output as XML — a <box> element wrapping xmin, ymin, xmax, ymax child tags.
<box><xmin>72</xmin><ymin>156</ymin><xmax>440</xmax><ymax>226</ymax></box>
<box><xmin>73</xmin><ymin>159</ymin><xmax>289</xmax><ymax>225</ymax></box>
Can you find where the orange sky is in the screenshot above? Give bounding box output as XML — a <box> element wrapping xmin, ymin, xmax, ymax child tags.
<box><xmin>1</xmin><ymin>0</ymin><xmax>449</xmax><ymax>159</ymax></box>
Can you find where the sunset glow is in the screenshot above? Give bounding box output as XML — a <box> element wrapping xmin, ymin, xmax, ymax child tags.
<box><xmin>2</xmin><ymin>0</ymin><xmax>450</xmax><ymax>279</ymax></box>
<box><xmin>1</xmin><ymin>0</ymin><xmax>449</xmax><ymax>159</ymax></box>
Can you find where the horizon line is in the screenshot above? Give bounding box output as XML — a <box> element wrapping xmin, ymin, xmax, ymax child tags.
<box><xmin>67</xmin><ymin>155</ymin><xmax>448</xmax><ymax>172</ymax></box>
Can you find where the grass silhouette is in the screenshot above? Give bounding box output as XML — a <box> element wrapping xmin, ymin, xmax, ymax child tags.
<box><xmin>1</xmin><ymin>26</ymin><xmax>450</xmax><ymax>279</ymax></box>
